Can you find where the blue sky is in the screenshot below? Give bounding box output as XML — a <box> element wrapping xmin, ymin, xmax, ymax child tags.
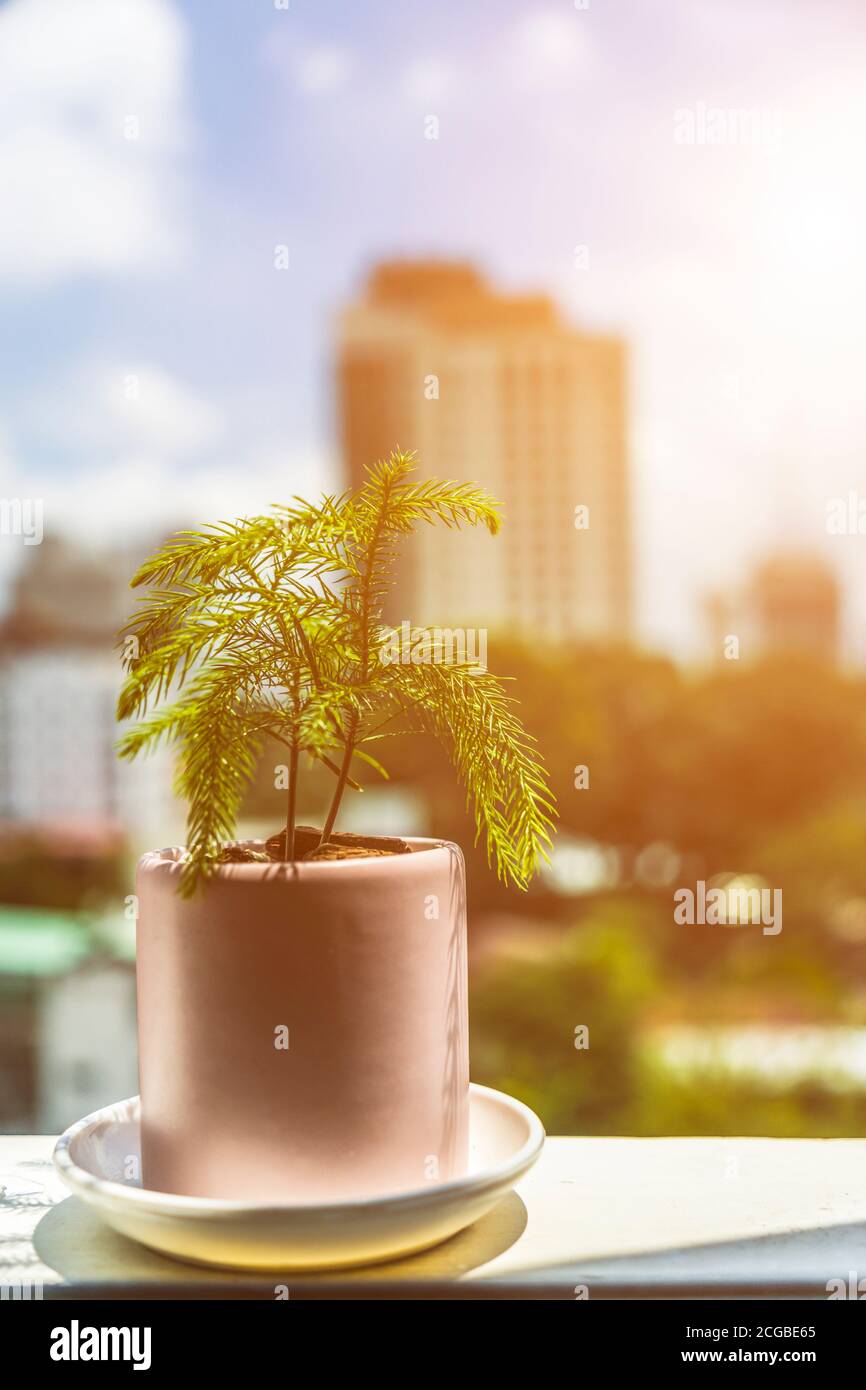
<box><xmin>2</xmin><ymin>0</ymin><xmax>866</xmax><ymax>655</ymax></box>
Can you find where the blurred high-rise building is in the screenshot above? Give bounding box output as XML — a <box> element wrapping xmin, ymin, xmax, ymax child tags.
<box><xmin>0</xmin><ymin>536</ymin><xmax>179</xmax><ymax>842</ymax></box>
<box><xmin>0</xmin><ymin>535</ymin><xmax>133</xmax><ymax>649</ymax></box>
<box><xmin>703</xmin><ymin>550</ymin><xmax>841</xmax><ymax>664</ymax></box>
<box><xmin>337</xmin><ymin>261</ymin><xmax>630</xmax><ymax>641</ymax></box>
<box><xmin>750</xmin><ymin>552</ymin><xmax>841</xmax><ymax>662</ymax></box>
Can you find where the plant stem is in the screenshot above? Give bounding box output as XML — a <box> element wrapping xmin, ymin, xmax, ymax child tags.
<box><xmin>294</xmin><ymin>614</ymin><xmax>346</xmax><ymax>745</ymax></box>
<box><xmin>318</xmin><ymin>467</ymin><xmax>394</xmax><ymax>847</ymax></box>
<box><xmin>284</xmin><ymin>737</ymin><xmax>298</xmax><ymax>861</ymax></box>
<box><xmin>274</xmin><ymin>610</ymin><xmax>301</xmax><ymax>862</ymax></box>
<box><xmin>320</xmin><ymin>710</ymin><xmax>357</xmax><ymax>842</ymax></box>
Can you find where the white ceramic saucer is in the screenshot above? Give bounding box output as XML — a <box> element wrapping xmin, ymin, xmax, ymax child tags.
<box><xmin>53</xmin><ymin>1084</ymin><xmax>544</xmax><ymax>1271</ymax></box>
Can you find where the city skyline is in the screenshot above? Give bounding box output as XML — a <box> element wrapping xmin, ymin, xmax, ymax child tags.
<box><xmin>2</xmin><ymin>0</ymin><xmax>866</xmax><ymax>658</ymax></box>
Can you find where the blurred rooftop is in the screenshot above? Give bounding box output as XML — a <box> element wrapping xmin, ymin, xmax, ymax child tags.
<box><xmin>361</xmin><ymin>259</ymin><xmax>561</xmax><ymax>334</ymax></box>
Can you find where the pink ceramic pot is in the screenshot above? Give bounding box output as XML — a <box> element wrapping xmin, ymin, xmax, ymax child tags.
<box><xmin>135</xmin><ymin>839</ymin><xmax>469</xmax><ymax>1202</ymax></box>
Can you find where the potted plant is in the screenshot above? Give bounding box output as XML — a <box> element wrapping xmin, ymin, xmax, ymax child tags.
<box><xmin>118</xmin><ymin>451</ymin><xmax>555</xmax><ymax>1202</ymax></box>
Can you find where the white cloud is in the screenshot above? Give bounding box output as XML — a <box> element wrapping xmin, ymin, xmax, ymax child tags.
<box><xmin>0</xmin><ymin>408</ymin><xmax>331</xmax><ymax>612</ymax></box>
<box><xmin>0</xmin><ymin>0</ymin><xmax>190</xmax><ymax>287</ymax></box>
<box><xmin>31</xmin><ymin>362</ymin><xmax>225</xmax><ymax>459</ymax></box>
<box><xmin>296</xmin><ymin>47</ymin><xmax>353</xmax><ymax>93</ymax></box>
<box><xmin>261</xmin><ymin>33</ymin><xmax>353</xmax><ymax>94</ymax></box>
<box><xmin>0</xmin><ymin>425</ymin><xmax>17</xmax><ymax>487</ymax></box>
<box><xmin>401</xmin><ymin>59</ymin><xmax>456</xmax><ymax>105</ymax></box>
<box><xmin>506</xmin><ymin>9</ymin><xmax>597</xmax><ymax>91</ymax></box>
<box><xmin>15</xmin><ymin>447</ymin><xmax>331</xmax><ymax>546</ymax></box>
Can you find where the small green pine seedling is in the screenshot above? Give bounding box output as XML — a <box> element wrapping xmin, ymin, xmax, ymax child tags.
<box><xmin>117</xmin><ymin>450</ymin><xmax>556</xmax><ymax>894</ymax></box>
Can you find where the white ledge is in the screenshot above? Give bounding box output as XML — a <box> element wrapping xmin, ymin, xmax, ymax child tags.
<box><xmin>2</xmin><ymin>1135</ymin><xmax>865</xmax><ymax>1298</ymax></box>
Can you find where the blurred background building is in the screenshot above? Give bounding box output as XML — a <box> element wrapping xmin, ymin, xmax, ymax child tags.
<box><xmin>750</xmin><ymin>553</ymin><xmax>841</xmax><ymax>663</ymax></box>
<box><xmin>339</xmin><ymin>261</ymin><xmax>630</xmax><ymax>641</ymax></box>
<box><xmin>704</xmin><ymin>551</ymin><xmax>841</xmax><ymax>665</ymax></box>
<box><xmin>0</xmin><ymin>535</ymin><xmax>178</xmax><ymax>839</ymax></box>
<box><xmin>0</xmin><ymin>536</ymin><xmax>177</xmax><ymax>1132</ymax></box>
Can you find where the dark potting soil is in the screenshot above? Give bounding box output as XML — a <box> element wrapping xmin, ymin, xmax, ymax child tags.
<box><xmin>215</xmin><ymin>826</ymin><xmax>413</xmax><ymax>865</ymax></box>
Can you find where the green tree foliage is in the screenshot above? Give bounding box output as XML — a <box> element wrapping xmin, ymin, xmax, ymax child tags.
<box><xmin>382</xmin><ymin>640</ymin><xmax>866</xmax><ymax>891</ymax></box>
<box><xmin>462</xmin><ymin>644</ymin><xmax>866</xmax><ymax>1137</ymax></box>
<box><xmin>116</xmin><ymin>451</ymin><xmax>555</xmax><ymax>893</ymax></box>
<box><xmin>471</xmin><ymin>904</ymin><xmax>659</xmax><ymax>1134</ymax></box>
